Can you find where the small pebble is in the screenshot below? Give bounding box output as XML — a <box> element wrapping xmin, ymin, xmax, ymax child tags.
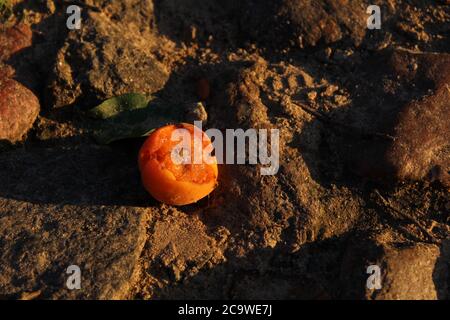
<box><xmin>184</xmin><ymin>102</ymin><xmax>208</xmax><ymax>123</ymax></box>
<box><xmin>307</xmin><ymin>91</ymin><xmax>317</xmax><ymax>101</ymax></box>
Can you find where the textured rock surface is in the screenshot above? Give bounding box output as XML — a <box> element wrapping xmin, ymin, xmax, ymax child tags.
<box><xmin>0</xmin><ymin>199</ymin><xmax>148</xmax><ymax>299</ymax></box>
<box><xmin>47</xmin><ymin>10</ymin><xmax>169</xmax><ymax>108</ymax></box>
<box><xmin>0</xmin><ymin>78</ymin><xmax>40</xmax><ymax>143</ymax></box>
<box><xmin>0</xmin><ymin>0</ymin><xmax>448</xmax><ymax>300</ymax></box>
<box><xmin>0</xmin><ymin>146</ymin><xmax>150</xmax><ymax>299</ymax></box>
<box><xmin>339</xmin><ymin>239</ymin><xmax>449</xmax><ymax>300</ymax></box>
<box><xmin>373</xmin><ymin>244</ymin><xmax>448</xmax><ymax>300</ymax></box>
<box><xmin>240</xmin><ymin>0</ymin><xmax>399</xmax><ymax>48</ymax></box>
<box><xmin>346</xmin><ymin>50</ymin><xmax>450</xmax><ymax>186</ymax></box>
<box><xmin>280</xmin><ymin>0</ymin><xmax>372</xmax><ymax>47</ymax></box>
<box><xmin>386</xmin><ymin>51</ymin><xmax>450</xmax><ymax>184</ymax></box>
<box><xmin>0</xmin><ymin>63</ymin><xmax>14</xmax><ymax>78</ymax></box>
<box><xmin>0</xmin><ymin>23</ymin><xmax>32</xmax><ymax>61</ymax></box>
<box><xmin>0</xmin><ymin>22</ymin><xmax>38</xmax><ymax>143</ymax></box>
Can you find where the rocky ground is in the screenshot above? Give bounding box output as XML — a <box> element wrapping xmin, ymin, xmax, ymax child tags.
<box><xmin>0</xmin><ymin>0</ymin><xmax>449</xmax><ymax>299</ymax></box>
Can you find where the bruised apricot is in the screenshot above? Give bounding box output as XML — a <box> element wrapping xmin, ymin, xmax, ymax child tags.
<box><xmin>138</xmin><ymin>123</ymin><xmax>218</xmax><ymax>206</ymax></box>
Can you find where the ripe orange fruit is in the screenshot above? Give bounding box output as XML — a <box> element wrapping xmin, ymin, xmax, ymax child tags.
<box><xmin>138</xmin><ymin>123</ymin><xmax>218</xmax><ymax>206</ymax></box>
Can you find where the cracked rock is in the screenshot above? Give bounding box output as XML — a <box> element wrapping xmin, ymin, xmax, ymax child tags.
<box><xmin>47</xmin><ymin>11</ymin><xmax>169</xmax><ymax>108</ymax></box>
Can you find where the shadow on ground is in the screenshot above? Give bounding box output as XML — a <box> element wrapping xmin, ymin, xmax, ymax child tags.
<box><xmin>0</xmin><ymin>141</ymin><xmax>155</xmax><ymax>207</ymax></box>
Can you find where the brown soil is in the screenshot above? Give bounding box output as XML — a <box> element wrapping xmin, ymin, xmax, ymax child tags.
<box><xmin>0</xmin><ymin>0</ymin><xmax>448</xmax><ymax>300</ymax></box>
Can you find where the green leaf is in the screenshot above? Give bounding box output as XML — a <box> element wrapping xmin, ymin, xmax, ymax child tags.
<box><xmin>87</xmin><ymin>94</ymin><xmax>208</xmax><ymax>144</ymax></box>
<box><xmin>87</xmin><ymin>93</ymin><xmax>152</xmax><ymax>119</ymax></box>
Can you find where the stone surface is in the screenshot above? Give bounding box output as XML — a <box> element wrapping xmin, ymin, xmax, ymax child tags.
<box><xmin>0</xmin><ymin>145</ymin><xmax>150</xmax><ymax>299</ymax></box>
<box><xmin>0</xmin><ymin>199</ymin><xmax>148</xmax><ymax>299</ymax></box>
<box><xmin>47</xmin><ymin>10</ymin><xmax>169</xmax><ymax>108</ymax></box>
<box><xmin>0</xmin><ymin>78</ymin><xmax>40</xmax><ymax>143</ymax></box>
<box><xmin>0</xmin><ymin>23</ymin><xmax>32</xmax><ymax>61</ymax></box>
<box><xmin>0</xmin><ymin>22</ymin><xmax>39</xmax><ymax>144</ymax></box>
<box><xmin>280</xmin><ymin>0</ymin><xmax>369</xmax><ymax>47</ymax></box>
<box><xmin>0</xmin><ymin>63</ymin><xmax>14</xmax><ymax>78</ymax></box>
<box><xmin>347</xmin><ymin>49</ymin><xmax>450</xmax><ymax>186</ymax></box>
<box><xmin>373</xmin><ymin>244</ymin><xmax>448</xmax><ymax>300</ymax></box>
<box><xmin>339</xmin><ymin>239</ymin><xmax>449</xmax><ymax>300</ymax></box>
<box><xmin>239</xmin><ymin>0</ymin><xmax>398</xmax><ymax>48</ymax></box>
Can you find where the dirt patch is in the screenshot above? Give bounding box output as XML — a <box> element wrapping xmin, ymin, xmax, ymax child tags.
<box><xmin>0</xmin><ymin>0</ymin><xmax>448</xmax><ymax>299</ymax></box>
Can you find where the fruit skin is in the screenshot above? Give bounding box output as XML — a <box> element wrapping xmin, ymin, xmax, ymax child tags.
<box><xmin>138</xmin><ymin>123</ymin><xmax>218</xmax><ymax>206</ymax></box>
